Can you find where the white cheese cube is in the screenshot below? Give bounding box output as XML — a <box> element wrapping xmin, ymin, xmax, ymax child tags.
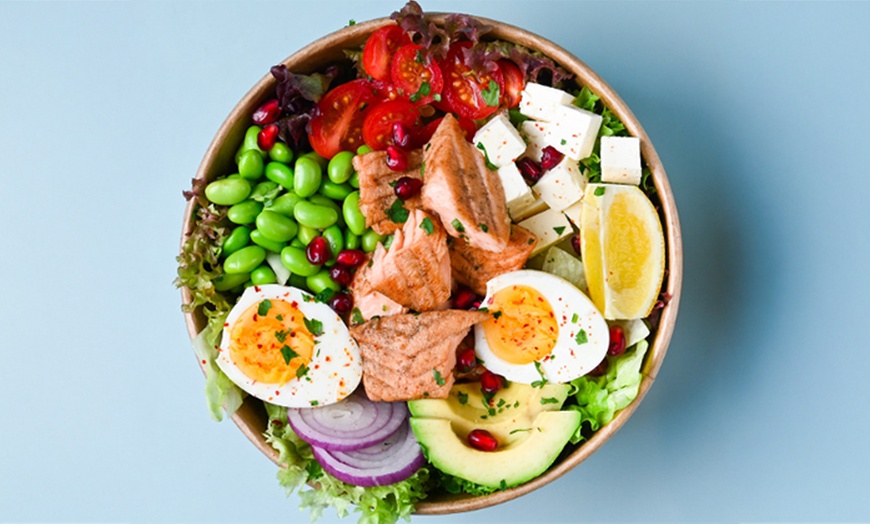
<box><xmin>511</xmin><ymin>195</ymin><xmax>549</xmax><ymax>222</ymax></box>
<box><xmin>518</xmin><ymin>206</ymin><xmax>573</xmax><ymax>258</ymax></box>
<box><xmin>518</xmin><ymin>82</ymin><xmax>575</xmax><ymax>121</ymax></box>
<box><xmin>473</xmin><ymin>113</ymin><xmax>527</xmax><ymax>168</ymax></box>
<box><xmin>532</xmin><ymin>156</ymin><xmax>586</xmax><ymax>211</ymax></box>
<box><xmin>496</xmin><ymin>162</ymin><xmax>537</xmax><ymax>220</ymax></box>
<box><xmin>520</xmin><ymin>120</ymin><xmax>551</xmax><ymax>162</ymax></box>
<box><xmin>600</xmin><ymin>136</ymin><xmax>642</xmax><ymax>185</ymax></box>
<box><xmin>610</xmin><ymin>318</ymin><xmax>650</xmax><ymax>349</ymax></box>
<box><xmin>546</xmin><ymin>104</ymin><xmax>603</xmax><ymax>160</ymax></box>
<box><xmin>562</xmin><ymin>199</ymin><xmax>585</xmax><ymax>228</ymax></box>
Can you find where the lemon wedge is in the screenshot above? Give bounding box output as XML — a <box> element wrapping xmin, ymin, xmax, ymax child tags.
<box><xmin>580</xmin><ymin>183</ymin><xmax>665</xmax><ymax>320</ymax></box>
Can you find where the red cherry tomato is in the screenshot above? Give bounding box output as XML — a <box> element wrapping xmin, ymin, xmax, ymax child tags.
<box><xmin>362</xmin><ymin>25</ymin><xmax>409</xmax><ymax>81</ymax></box>
<box><xmin>308</xmin><ymin>79</ymin><xmax>378</xmax><ymax>159</ymax></box>
<box><xmin>370</xmin><ymin>78</ymin><xmax>401</xmax><ymax>103</ymax></box>
<box><xmin>362</xmin><ymin>100</ymin><xmax>421</xmax><ymax>151</ymax></box>
<box><xmin>390</xmin><ymin>44</ymin><xmax>444</xmax><ymax>105</ymax></box>
<box><xmin>440</xmin><ymin>42</ymin><xmax>504</xmax><ymax>121</ymax></box>
<box><xmin>498</xmin><ymin>59</ymin><xmax>524</xmax><ymax>108</ymax></box>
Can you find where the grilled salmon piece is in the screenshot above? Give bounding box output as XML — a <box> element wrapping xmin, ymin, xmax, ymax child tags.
<box><xmin>352</xmin><ymin>149</ymin><xmax>424</xmax><ymax>235</ymax></box>
<box><xmin>358</xmin><ymin>209</ymin><xmax>451</xmax><ymax>312</ymax></box>
<box><xmin>449</xmin><ymin>225</ymin><xmax>539</xmax><ymax>295</ymax></box>
<box><xmin>421</xmin><ymin>114</ymin><xmax>511</xmax><ymax>252</ymax></box>
<box><xmin>349</xmin><ymin>251</ymin><xmax>408</xmax><ymax>322</ymax></box>
<box><xmin>350</xmin><ymin>309</ymin><xmax>490</xmax><ymax>401</ymax></box>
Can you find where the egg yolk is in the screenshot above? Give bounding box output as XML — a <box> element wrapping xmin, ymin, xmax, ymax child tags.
<box><xmin>481</xmin><ymin>285</ymin><xmax>558</xmax><ymax>365</ymax></box>
<box><xmin>229</xmin><ymin>299</ymin><xmax>315</xmax><ymax>385</ymax></box>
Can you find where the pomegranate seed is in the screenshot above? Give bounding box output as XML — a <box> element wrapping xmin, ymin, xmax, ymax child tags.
<box><xmin>336</xmin><ymin>249</ymin><xmax>366</xmax><ymax>268</ymax></box>
<box><xmin>306</xmin><ymin>237</ymin><xmax>331</xmax><ymax>265</ymax></box>
<box><xmin>457</xmin><ymin>347</ymin><xmax>477</xmax><ymax>372</ymax></box>
<box><xmin>467</xmin><ymin>429</ymin><xmax>498</xmax><ymax>452</ymax></box>
<box><xmin>329</xmin><ymin>292</ymin><xmax>354</xmax><ymax>314</ymax></box>
<box><xmin>540</xmin><ymin>145</ymin><xmax>564</xmax><ymax>171</ymax></box>
<box><xmin>393</xmin><ymin>176</ymin><xmax>423</xmax><ymax>200</ymax></box>
<box><xmin>257</xmin><ymin>124</ymin><xmax>279</xmax><ymax>151</ymax></box>
<box><xmin>588</xmin><ymin>358</ymin><xmax>609</xmax><ymax>377</ymax></box>
<box><xmin>479</xmin><ymin>370</ymin><xmax>504</xmax><ymax>394</ymax></box>
<box><xmin>329</xmin><ymin>265</ymin><xmax>354</xmax><ymax>287</ymax></box>
<box><xmin>392</xmin><ymin>122</ymin><xmax>411</xmax><ymax>148</ymax></box>
<box><xmin>252</xmin><ymin>98</ymin><xmax>281</xmax><ymax>125</ymax></box>
<box><xmin>570</xmin><ymin>234</ymin><xmax>582</xmax><ymax>256</ymax></box>
<box><xmin>607</xmin><ymin>325</ymin><xmax>626</xmax><ymax>356</ymax></box>
<box><xmin>385</xmin><ymin>145</ymin><xmax>409</xmax><ymax>171</ymax></box>
<box><xmin>517</xmin><ymin>157</ymin><xmax>543</xmax><ymax>184</ymax></box>
<box><xmin>452</xmin><ymin>287</ymin><xmax>478</xmax><ymax>310</ymax></box>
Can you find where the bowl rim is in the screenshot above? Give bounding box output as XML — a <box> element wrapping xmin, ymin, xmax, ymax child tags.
<box><xmin>180</xmin><ymin>11</ymin><xmax>682</xmax><ymax>515</ymax></box>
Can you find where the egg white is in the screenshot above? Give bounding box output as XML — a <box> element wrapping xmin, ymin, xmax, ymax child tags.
<box><xmin>473</xmin><ymin>270</ymin><xmax>608</xmax><ymax>384</ymax></box>
<box><xmin>216</xmin><ymin>284</ymin><xmax>362</xmax><ymax>408</ymax></box>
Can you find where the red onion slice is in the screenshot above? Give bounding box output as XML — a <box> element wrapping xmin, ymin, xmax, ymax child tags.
<box><xmin>311</xmin><ymin>421</ymin><xmax>425</xmax><ymax>487</ymax></box>
<box><xmin>287</xmin><ymin>390</ymin><xmax>408</xmax><ymax>451</ymax></box>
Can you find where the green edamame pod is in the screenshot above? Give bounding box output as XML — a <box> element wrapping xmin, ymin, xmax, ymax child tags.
<box><xmin>290</xmin><ymin>237</ymin><xmax>305</xmax><ymax>249</ymax></box>
<box><xmin>294</xmin><ymin>201</ymin><xmax>338</xmax><ymax>230</ymax></box>
<box><xmin>238</xmin><ymin>149</ymin><xmax>265</xmax><ymax>180</ymax></box>
<box><xmin>250</xmin><ymin>229</ymin><xmax>286</xmax><ymax>253</ymax></box>
<box><xmin>236</xmin><ymin>125</ymin><xmax>266</xmax><ymax>162</ymax></box>
<box><xmin>213</xmin><ymin>272</ymin><xmax>250</xmax><ymax>291</ymax></box>
<box><xmin>297</xmin><ymin>224</ymin><xmax>318</xmax><ymax>246</ymax></box>
<box><xmin>361</xmin><ymin>228</ymin><xmax>385</xmax><ymax>253</ymax></box>
<box><xmin>222</xmin><ymin>226</ymin><xmax>251</xmax><ymax>257</ymax></box>
<box><xmin>322</xmin><ymin>225</ymin><xmax>344</xmax><ymax>264</ymax></box>
<box><xmin>250</xmin><ymin>180</ymin><xmax>280</xmax><ymax>201</ymax></box>
<box><xmin>224</xmin><ymin>245</ymin><xmax>266</xmax><ymax>274</ymax></box>
<box><xmin>268</xmin><ymin>142</ymin><xmax>294</xmax><ymax>164</ymax></box>
<box><xmin>293</xmin><ymin>156</ymin><xmax>323</xmax><ymax>198</ymax></box>
<box><xmin>308</xmin><ymin>194</ymin><xmax>345</xmax><ymax>227</ymax></box>
<box><xmin>349</xmin><ymin>171</ymin><xmax>360</xmax><ymax>189</ymax></box>
<box><xmin>280</xmin><ymin>246</ymin><xmax>320</xmax><ymax>277</ymax></box>
<box><xmin>267</xmin><ymin>192</ymin><xmax>302</xmax><ymax>216</ymax></box>
<box><xmin>227</xmin><ymin>200</ymin><xmax>263</xmax><ymax>225</ymax></box>
<box><xmin>344</xmin><ymin>230</ymin><xmax>360</xmax><ymax>250</ymax></box>
<box><xmin>289</xmin><ymin>273</ymin><xmax>309</xmax><ymax>291</ymax></box>
<box><xmin>300</xmin><ymin>151</ymin><xmax>328</xmax><ymax>169</ymax></box>
<box><xmin>327</xmin><ymin>150</ymin><xmax>355</xmax><ymax>184</ymax></box>
<box><xmin>319</xmin><ymin>180</ymin><xmax>354</xmax><ymax>201</ymax></box>
<box><xmin>256</xmin><ymin>210</ymin><xmax>298</xmax><ymax>242</ymax></box>
<box><xmin>265</xmin><ymin>161</ymin><xmax>294</xmax><ymax>190</ymax></box>
<box><xmin>306</xmin><ymin>269</ymin><xmax>341</xmax><ymax>295</ymax></box>
<box><xmin>250</xmin><ymin>265</ymin><xmax>278</xmax><ymax>285</ymax></box>
<box><xmin>342</xmin><ymin>191</ymin><xmax>367</xmax><ymax>236</ymax></box>
<box><xmin>205</xmin><ymin>178</ymin><xmax>251</xmax><ymax>206</ymax></box>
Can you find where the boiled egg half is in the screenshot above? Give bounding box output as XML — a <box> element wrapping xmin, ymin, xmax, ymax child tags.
<box><xmin>216</xmin><ymin>284</ymin><xmax>362</xmax><ymax>408</ymax></box>
<box><xmin>474</xmin><ymin>270</ymin><xmax>608</xmax><ymax>384</ymax></box>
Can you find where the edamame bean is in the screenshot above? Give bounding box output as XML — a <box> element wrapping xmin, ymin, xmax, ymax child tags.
<box><xmin>308</xmin><ymin>194</ymin><xmax>345</xmax><ymax>227</ymax></box>
<box><xmin>306</xmin><ymin>269</ymin><xmax>341</xmax><ymax>295</ymax></box>
<box><xmin>349</xmin><ymin>171</ymin><xmax>360</xmax><ymax>189</ymax></box>
<box><xmin>297</xmin><ymin>224</ymin><xmax>318</xmax><ymax>246</ymax></box>
<box><xmin>293</xmin><ymin>156</ymin><xmax>323</xmax><ymax>198</ymax></box>
<box><xmin>356</xmin><ymin>144</ymin><xmax>373</xmax><ymax>155</ymax></box>
<box><xmin>268</xmin><ymin>142</ymin><xmax>294</xmax><ymax>164</ymax></box>
<box><xmin>344</xmin><ymin>230</ymin><xmax>360</xmax><ymax>250</ymax></box>
<box><xmin>280</xmin><ymin>246</ymin><xmax>320</xmax><ymax>277</ymax></box>
<box><xmin>265</xmin><ymin>161</ymin><xmax>294</xmax><ymax>190</ymax></box>
<box><xmin>250</xmin><ymin>180</ymin><xmax>280</xmax><ymax>201</ymax></box>
<box><xmin>238</xmin><ymin>149</ymin><xmax>265</xmax><ymax>180</ymax></box>
<box><xmin>300</xmin><ymin>151</ymin><xmax>328</xmax><ymax>169</ymax></box>
<box><xmin>224</xmin><ymin>245</ymin><xmax>266</xmax><ymax>274</ymax></box>
<box><xmin>256</xmin><ymin>210</ymin><xmax>298</xmax><ymax>242</ymax></box>
<box><xmin>322</xmin><ymin>226</ymin><xmax>344</xmax><ymax>264</ymax></box>
<box><xmin>289</xmin><ymin>273</ymin><xmax>308</xmax><ymax>290</ymax></box>
<box><xmin>342</xmin><ymin>191</ymin><xmax>366</xmax><ymax>235</ymax></box>
<box><xmin>250</xmin><ymin>265</ymin><xmax>278</xmax><ymax>285</ymax></box>
<box><xmin>319</xmin><ymin>180</ymin><xmax>354</xmax><ymax>201</ymax></box>
<box><xmin>227</xmin><ymin>200</ymin><xmax>263</xmax><ymax>225</ymax></box>
<box><xmin>213</xmin><ymin>271</ymin><xmax>250</xmax><ymax>291</ymax></box>
<box><xmin>361</xmin><ymin>228</ymin><xmax>385</xmax><ymax>253</ymax></box>
<box><xmin>250</xmin><ymin>229</ymin><xmax>286</xmax><ymax>253</ymax></box>
<box><xmin>236</xmin><ymin>125</ymin><xmax>266</xmax><ymax>162</ymax></box>
<box><xmin>205</xmin><ymin>177</ymin><xmax>251</xmax><ymax>206</ymax></box>
<box><xmin>267</xmin><ymin>192</ymin><xmax>302</xmax><ymax>216</ymax></box>
<box><xmin>222</xmin><ymin>225</ymin><xmax>251</xmax><ymax>257</ymax></box>
<box><xmin>327</xmin><ymin>151</ymin><xmax>355</xmax><ymax>184</ymax></box>
<box><xmin>290</xmin><ymin>238</ymin><xmax>305</xmax><ymax>249</ymax></box>
<box><xmin>294</xmin><ymin>200</ymin><xmax>338</xmax><ymax>230</ymax></box>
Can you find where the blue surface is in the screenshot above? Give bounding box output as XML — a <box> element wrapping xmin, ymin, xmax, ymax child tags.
<box><xmin>1</xmin><ymin>1</ymin><xmax>868</xmax><ymax>522</ymax></box>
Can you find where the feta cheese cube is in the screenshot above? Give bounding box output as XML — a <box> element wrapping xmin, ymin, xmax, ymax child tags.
<box><xmin>518</xmin><ymin>206</ymin><xmax>573</xmax><ymax>258</ymax></box>
<box><xmin>600</xmin><ymin>136</ymin><xmax>642</xmax><ymax>185</ymax></box>
<box><xmin>496</xmin><ymin>162</ymin><xmax>537</xmax><ymax>220</ymax></box>
<box><xmin>511</xmin><ymin>195</ymin><xmax>549</xmax><ymax>222</ymax></box>
<box><xmin>473</xmin><ymin>113</ymin><xmax>527</xmax><ymax>168</ymax></box>
<box><xmin>518</xmin><ymin>82</ymin><xmax>575</xmax><ymax>121</ymax></box>
<box><xmin>562</xmin><ymin>199</ymin><xmax>585</xmax><ymax>228</ymax></box>
<box><xmin>546</xmin><ymin>104</ymin><xmax>603</xmax><ymax>160</ymax></box>
<box><xmin>520</xmin><ymin>120</ymin><xmax>551</xmax><ymax>162</ymax></box>
<box><xmin>532</xmin><ymin>156</ymin><xmax>586</xmax><ymax>211</ymax></box>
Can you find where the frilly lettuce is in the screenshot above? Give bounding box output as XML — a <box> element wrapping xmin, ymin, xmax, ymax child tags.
<box><xmin>190</xmin><ymin>318</ymin><xmax>243</xmax><ymax>421</ymax></box>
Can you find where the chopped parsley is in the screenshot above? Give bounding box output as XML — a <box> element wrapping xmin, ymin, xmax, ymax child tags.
<box><xmin>481</xmin><ymin>79</ymin><xmax>500</xmax><ymax>107</ymax></box>
<box><xmin>457</xmin><ymin>391</ymin><xmax>468</xmax><ymax>405</ymax></box>
<box><xmin>509</xmin><ymin>428</ymin><xmax>532</xmax><ymax>435</ymax></box>
<box><xmin>531</xmin><ymin>361</ymin><xmax>549</xmax><ymax>388</ymax></box>
<box><xmin>315</xmin><ymin>288</ymin><xmax>335</xmax><ymax>303</ymax></box>
<box><xmin>594</xmin><ymin>186</ymin><xmax>606</xmax><ymax>196</ymax></box>
<box><xmin>387</xmin><ymin>198</ymin><xmax>409</xmax><ymax>223</ymax></box>
<box><xmin>347</xmin><ymin>19</ymin><xmax>356</xmax><ymax>26</ymax></box>
<box><xmin>258</xmin><ymin>299</ymin><xmax>272</xmax><ymax>316</ymax></box>
<box><xmin>280</xmin><ymin>345</ymin><xmax>299</xmax><ymax>364</ymax></box>
<box><xmin>410</xmin><ymin>81</ymin><xmax>431</xmax><ymax>103</ymax></box>
<box><xmin>303</xmin><ymin>317</ymin><xmax>323</xmax><ymax>336</ymax></box>
<box><xmin>492</xmin><ymin>311</ymin><xmax>503</xmax><ymax>320</ymax></box>
<box><xmin>575</xmin><ymin>329</ymin><xmax>588</xmax><ymax>344</ymax></box>
<box><xmin>479</xmin><ymin>223</ymin><xmax>488</xmax><ymax>232</ymax></box>
<box><xmin>296</xmin><ymin>364</ymin><xmax>310</xmax><ymax>379</ymax></box>
<box><xmin>351</xmin><ymin>308</ymin><xmax>364</xmax><ymax>325</ymax></box>
<box><xmin>420</xmin><ymin>216</ymin><xmax>434</xmax><ymax>235</ymax></box>
<box><xmin>528</xmin><ymin>237</ymin><xmax>535</xmax><ymax>245</ymax></box>
<box><xmin>571</xmin><ymin>313</ymin><xmax>579</xmax><ymax>323</ymax></box>
<box><xmin>553</xmin><ymin>225</ymin><xmax>566</xmax><ymax>235</ymax></box>
<box><xmin>433</xmin><ymin>369</ymin><xmax>446</xmax><ymax>386</ymax></box>
<box><xmin>475</xmin><ymin>142</ymin><xmax>498</xmax><ymax>170</ymax></box>
<box><xmin>499</xmin><ymin>479</ymin><xmax>508</xmax><ymax>491</ymax></box>
<box><xmin>433</xmin><ymin>93</ymin><xmax>442</xmax><ymax>102</ymax></box>
<box><xmin>275</xmin><ymin>314</ymin><xmax>283</xmax><ymax>321</ymax></box>
<box><xmin>451</xmin><ymin>219</ymin><xmax>465</xmax><ymax>233</ymax></box>
<box><xmin>540</xmin><ymin>397</ymin><xmax>559</xmax><ymax>405</ymax></box>
<box><xmin>560</xmin><ymin>138</ymin><xmax>567</xmax><ymax>146</ymax></box>
<box><xmin>310</xmin><ymin>400</ymin><xmax>320</xmax><ymax>406</ymax></box>
<box><xmin>275</xmin><ymin>330</ymin><xmax>290</xmax><ymax>343</ymax></box>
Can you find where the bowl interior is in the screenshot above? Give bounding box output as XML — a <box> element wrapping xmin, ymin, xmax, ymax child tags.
<box><xmin>181</xmin><ymin>13</ymin><xmax>682</xmax><ymax>515</ymax></box>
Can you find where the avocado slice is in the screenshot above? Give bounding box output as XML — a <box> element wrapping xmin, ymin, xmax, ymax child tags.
<box><xmin>410</xmin><ymin>410</ymin><xmax>581</xmax><ymax>489</ymax></box>
<box><xmin>408</xmin><ymin>382</ymin><xmax>570</xmax><ymax>444</ymax></box>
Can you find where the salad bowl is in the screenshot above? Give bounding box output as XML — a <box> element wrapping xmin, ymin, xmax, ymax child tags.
<box><xmin>181</xmin><ymin>7</ymin><xmax>682</xmax><ymax>517</ymax></box>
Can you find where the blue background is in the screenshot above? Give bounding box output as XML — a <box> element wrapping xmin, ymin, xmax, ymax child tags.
<box><xmin>2</xmin><ymin>1</ymin><xmax>868</xmax><ymax>522</ymax></box>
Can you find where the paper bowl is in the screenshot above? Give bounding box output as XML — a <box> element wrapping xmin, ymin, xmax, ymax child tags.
<box><xmin>180</xmin><ymin>12</ymin><xmax>681</xmax><ymax>515</ymax></box>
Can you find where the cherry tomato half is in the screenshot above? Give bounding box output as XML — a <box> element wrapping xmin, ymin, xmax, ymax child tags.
<box><xmin>391</xmin><ymin>44</ymin><xmax>444</xmax><ymax>106</ymax></box>
<box><xmin>498</xmin><ymin>60</ymin><xmax>524</xmax><ymax>109</ymax></box>
<box><xmin>440</xmin><ymin>42</ymin><xmax>504</xmax><ymax>121</ymax></box>
<box><xmin>308</xmin><ymin>79</ymin><xmax>378</xmax><ymax>159</ymax></box>
<box><xmin>362</xmin><ymin>25</ymin><xmax>409</xmax><ymax>81</ymax></box>
<box><xmin>362</xmin><ymin>100</ymin><xmax>421</xmax><ymax>151</ymax></box>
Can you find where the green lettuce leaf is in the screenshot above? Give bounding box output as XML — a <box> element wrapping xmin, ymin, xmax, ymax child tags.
<box><xmin>190</xmin><ymin>318</ymin><xmax>243</xmax><ymax>421</ymax></box>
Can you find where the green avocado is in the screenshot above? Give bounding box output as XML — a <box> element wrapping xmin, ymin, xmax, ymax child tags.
<box><xmin>410</xmin><ymin>410</ymin><xmax>582</xmax><ymax>489</ymax></box>
<box><xmin>408</xmin><ymin>382</ymin><xmax>570</xmax><ymax>444</ymax></box>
